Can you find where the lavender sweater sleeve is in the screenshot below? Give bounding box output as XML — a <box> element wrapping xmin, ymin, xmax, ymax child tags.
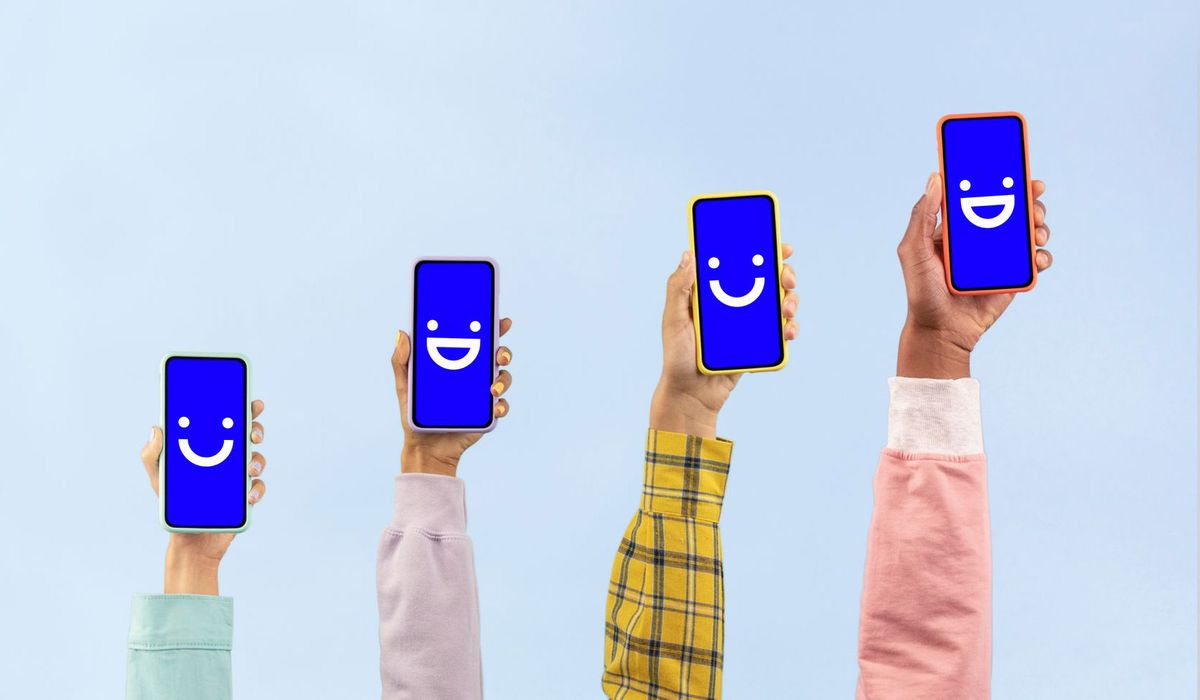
<box><xmin>377</xmin><ymin>474</ymin><xmax>482</xmax><ymax>699</ymax></box>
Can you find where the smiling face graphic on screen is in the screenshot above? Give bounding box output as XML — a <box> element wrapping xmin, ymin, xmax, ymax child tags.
<box><xmin>957</xmin><ymin>176</ymin><xmax>1017</xmax><ymax>229</ymax></box>
<box><xmin>176</xmin><ymin>415</ymin><xmax>236</xmax><ymax>467</ymax></box>
<box><xmin>424</xmin><ymin>318</ymin><xmax>483</xmax><ymax>370</ymax></box>
<box><xmin>706</xmin><ymin>253</ymin><xmax>767</xmax><ymax>308</ymax></box>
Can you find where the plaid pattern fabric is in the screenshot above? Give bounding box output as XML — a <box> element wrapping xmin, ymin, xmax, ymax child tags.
<box><xmin>603</xmin><ymin>429</ymin><xmax>733</xmax><ymax>700</ymax></box>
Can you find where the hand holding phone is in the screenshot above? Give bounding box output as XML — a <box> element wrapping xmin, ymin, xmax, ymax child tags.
<box><xmin>937</xmin><ymin>112</ymin><xmax>1038</xmax><ymax>295</ymax></box>
<box><xmin>689</xmin><ymin>192</ymin><xmax>789</xmax><ymax>374</ymax></box>
<box><xmin>896</xmin><ymin>171</ymin><xmax>1055</xmax><ymax>379</ymax></box>
<box><xmin>140</xmin><ymin>396</ymin><xmax>267</xmax><ymax>595</ymax></box>
<box><xmin>393</xmin><ymin>257</ymin><xmax>514</xmax><ymax>476</ymax></box>
<box><xmin>650</xmin><ymin>238</ymin><xmax>799</xmax><ymax>440</ymax></box>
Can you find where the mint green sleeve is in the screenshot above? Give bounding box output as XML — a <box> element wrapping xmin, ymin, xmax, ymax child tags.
<box><xmin>126</xmin><ymin>594</ymin><xmax>234</xmax><ymax>700</ymax></box>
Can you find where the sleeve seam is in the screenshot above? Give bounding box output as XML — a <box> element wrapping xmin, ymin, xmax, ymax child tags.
<box><xmin>128</xmin><ymin>641</ymin><xmax>232</xmax><ymax>650</ymax></box>
<box><xmin>382</xmin><ymin>526</ymin><xmax>471</xmax><ymax>541</ymax></box>
<box><xmin>882</xmin><ymin>448</ymin><xmax>986</xmax><ymax>462</ymax></box>
<box><xmin>638</xmin><ymin>508</ymin><xmax>721</xmax><ymax>525</ymax></box>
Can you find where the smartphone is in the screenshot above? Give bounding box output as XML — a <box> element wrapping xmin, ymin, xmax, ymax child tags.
<box><xmin>160</xmin><ymin>353</ymin><xmax>251</xmax><ymax>533</ymax></box>
<box><xmin>408</xmin><ymin>257</ymin><xmax>498</xmax><ymax>432</ymax></box>
<box><xmin>937</xmin><ymin>112</ymin><xmax>1037</xmax><ymax>295</ymax></box>
<box><xmin>689</xmin><ymin>191</ymin><xmax>787</xmax><ymax>374</ymax></box>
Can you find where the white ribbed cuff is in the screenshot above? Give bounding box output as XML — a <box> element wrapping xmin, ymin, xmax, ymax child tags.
<box><xmin>887</xmin><ymin>377</ymin><xmax>984</xmax><ymax>454</ymax></box>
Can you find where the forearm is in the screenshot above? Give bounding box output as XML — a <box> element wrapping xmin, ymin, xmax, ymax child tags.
<box><xmin>650</xmin><ymin>383</ymin><xmax>719</xmax><ymax>439</ymax></box>
<box><xmin>856</xmin><ymin>378</ymin><xmax>991</xmax><ymax>700</ymax></box>
<box><xmin>164</xmin><ymin>546</ymin><xmax>221</xmax><ymax>596</ymax></box>
<box><xmin>603</xmin><ymin>429</ymin><xmax>731</xmax><ymax>700</ymax></box>
<box><xmin>377</xmin><ymin>474</ymin><xmax>482</xmax><ymax>700</ymax></box>
<box><xmin>897</xmin><ymin>321</ymin><xmax>973</xmax><ymax>380</ymax></box>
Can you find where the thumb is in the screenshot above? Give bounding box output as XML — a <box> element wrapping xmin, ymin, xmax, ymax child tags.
<box><xmin>899</xmin><ymin>172</ymin><xmax>943</xmax><ymax>261</ymax></box>
<box><xmin>662</xmin><ymin>250</ymin><xmax>696</xmax><ymax>330</ymax></box>
<box><xmin>141</xmin><ymin>426</ymin><xmax>162</xmax><ymax>494</ymax></box>
<box><xmin>391</xmin><ymin>330</ymin><xmax>411</xmax><ymax>395</ymax></box>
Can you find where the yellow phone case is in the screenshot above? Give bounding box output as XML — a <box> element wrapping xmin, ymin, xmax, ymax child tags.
<box><xmin>688</xmin><ymin>190</ymin><xmax>788</xmax><ymax>376</ymax></box>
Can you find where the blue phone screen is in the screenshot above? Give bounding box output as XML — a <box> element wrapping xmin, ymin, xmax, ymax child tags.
<box><xmin>692</xmin><ymin>194</ymin><xmax>784</xmax><ymax>371</ymax></box>
<box><xmin>412</xmin><ymin>260</ymin><xmax>496</xmax><ymax>429</ymax></box>
<box><xmin>941</xmin><ymin>115</ymin><xmax>1034</xmax><ymax>291</ymax></box>
<box><xmin>163</xmin><ymin>356</ymin><xmax>248</xmax><ymax>529</ymax></box>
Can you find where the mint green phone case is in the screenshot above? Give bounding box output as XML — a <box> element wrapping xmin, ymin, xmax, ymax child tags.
<box><xmin>159</xmin><ymin>352</ymin><xmax>253</xmax><ymax>534</ymax></box>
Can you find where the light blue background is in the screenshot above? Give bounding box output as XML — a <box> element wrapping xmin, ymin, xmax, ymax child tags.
<box><xmin>0</xmin><ymin>2</ymin><xmax>1194</xmax><ymax>698</ymax></box>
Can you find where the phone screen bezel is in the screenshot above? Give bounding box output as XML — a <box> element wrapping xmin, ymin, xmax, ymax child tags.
<box><xmin>410</xmin><ymin>258</ymin><xmax>498</xmax><ymax>431</ymax></box>
<box><xmin>690</xmin><ymin>193</ymin><xmax>786</xmax><ymax>372</ymax></box>
<box><xmin>940</xmin><ymin>113</ymin><xmax>1036</xmax><ymax>292</ymax></box>
<box><xmin>162</xmin><ymin>355</ymin><xmax>249</xmax><ymax>530</ymax></box>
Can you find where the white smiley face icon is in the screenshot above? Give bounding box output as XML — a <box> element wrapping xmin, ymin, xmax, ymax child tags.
<box><xmin>177</xmin><ymin>415</ymin><xmax>235</xmax><ymax>468</ymax></box>
<box><xmin>958</xmin><ymin>176</ymin><xmax>1016</xmax><ymax>229</ymax></box>
<box><xmin>707</xmin><ymin>253</ymin><xmax>766</xmax><ymax>308</ymax></box>
<box><xmin>425</xmin><ymin>319</ymin><xmax>483</xmax><ymax>370</ymax></box>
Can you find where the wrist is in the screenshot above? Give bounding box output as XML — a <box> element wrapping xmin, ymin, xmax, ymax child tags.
<box><xmin>897</xmin><ymin>320</ymin><xmax>972</xmax><ymax>379</ymax></box>
<box><xmin>401</xmin><ymin>444</ymin><xmax>460</xmax><ymax>477</ymax></box>
<box><xmin>164</xmin><ymin>544</ymin><xmax>221</xmax><ymax>596</ymax></box>
<box><xmin>650</xmin><ymin>381</ymin><xmax>720</xmax><ymax>439</ymax></box>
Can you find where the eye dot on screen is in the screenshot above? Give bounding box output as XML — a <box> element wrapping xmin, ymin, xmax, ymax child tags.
<box><xmin>178</xmin><ymin>416</ymin><xmax>190</xmax><ymax>428</ymax></box>
<box><xmin>708</xmin><ymin>257</ymin><xmax>720</xmax><ymax>269</ymax></box>
<box><xmin>427</xmin><ymin>319</ymin><xmax>438</xmax><ymax>331</ymax></box>
<box><xmin>222</xmin><ymin>417</ymin><xmax>233</xmax><ymax>429</ymax></box>
<box><xmin>470</xmin><ymin>321</ymin><xmax>481</xmax><ymax>332</ymax></box>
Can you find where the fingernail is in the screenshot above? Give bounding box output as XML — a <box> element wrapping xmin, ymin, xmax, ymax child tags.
<box><xmin>149</xmin><ymin>427</ymin><xmax>156</xmax><ymax>442</ymax></box>
<box><xmin>500</xmin><ymin>350</ymin><xmax>511</xmax><ymax>363</ymax></box>
<box><xmin>252</xmin><ymin>429</ymin><xmax>263</xmax><ymax>441</ymax></box>
<box><xmin>395</xmin><ymin>331</ymin><xmax>402</xmax><ymax>346</ymax></box>
<box><xmin>492</xmin><ymin>381</ymin><xmax>504</xmax><ymax>395</ymax></box>
<box><xmin>249</xmin><ymin>489</ymin><xmax>260</xmax><ymax>503</ymax></box>
<box><xmin>250</xmin><ymin>461</ymin><xmax>261</xmax><ymax>476</ymax></box>
<box><xmin>497</xmin><ymin>403</ymin><xmax>507</xmax><ymax>416</ymax></box>
<box><xmin>925</xmin><ymin>172</ymin><xmax>939</xmax><ymax>197</ymax></box>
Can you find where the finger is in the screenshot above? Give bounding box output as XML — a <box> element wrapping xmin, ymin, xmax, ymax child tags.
<box><xmin>491</xmin><ymin>370</ymin><xmax>512</xmax><ymax>397</ymax></box>
<box><xmin>496</xmin><ymin>346</ymin><xmax>512</xmax><ymax>366</ymax></box>
<box><xmin>784</xmin><ymin>318</ymin><xmax>799</xmax><ymax>341</ymax></box>
<box><xmin>781</xmin><ymin>264</ymin><xmax>796</xmax><ymax>291</ymax></box>
<box><xmin>251</xmin><ymin>421</ymin><xmax>264</xmax><ymax>444</ymax></box>
<box><xmin>782</xmin><ymin>290</ymin><xmax>799</xmax><ymax>319</ymax></box>
<box><xmin>249</xmin><ymin>451</ymin><xmax>266</xmax><ymax>477</ymax></box>
<box><xmin>251</xmin><ymin>400</ymin><xmax>264</xmax><ymax>419</ymax></box>
<box><xmin>248</xmin><ymin>479</ymin><xmax>266</xmax><ymax>504</ymax></box>
<box><xmin>1035</xmin><ymin>223</ymin><xmax>1051</xmax><ymax>247</ymax></box>
<box><xmin>141</xmin><ymin>426</ymin><xmax>163</xmax><ymax>491</ymax></box>
<box><xmin>663</xmin><ymin>250</ymin><xmax>696</xmax><ymax>329</ymax></box>
<box><xmin>499</xmin><ymin>318</ymin><xmax>512</xmax><ymax>337</ymax></box>
<box><xmin>1033</xmin><ymin>200</ymin><xmax>1046</xmax><ymax>227</ymax></box>
<box><xmin>900</xmin><ymin>173</ymin><xmax>943</xmax><ymax>257</ymax></box>
<box><xmin>1036</xmin><ymin>249</ymin><xmax>1053</xmax><ymax>272</ymax></box>
<box><xmin>494</xmin><ymin>398</ymin><xmax>510</xmax><ymax>418</ymax></box>
<box><xmin>1032</xmin><ymin>180</ymin><xmax>1046</xmax><ymax>198</ymax></box>
<box><xmin>391</xmin><ymin>331</ymin><xmax>412</xmax><ymax>392</ymax></box>
<box><xmin>782</xmin><ymin>243</ymin><xmax>794</xmax><ymax>260</ymax></box>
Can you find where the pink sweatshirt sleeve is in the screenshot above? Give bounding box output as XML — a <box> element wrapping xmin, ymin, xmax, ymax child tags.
<box><xmin>856</xmin><ymin>378</ymin><xmax>991</xmax><ymax>700</ymax></box>
<box><xmin>377</xmin><ymin>473</ymin><xmax>482</xmax><ymax>700</ymax></box>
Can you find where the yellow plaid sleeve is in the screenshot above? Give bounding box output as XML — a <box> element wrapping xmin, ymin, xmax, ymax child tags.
<box><xmin>603</xmin><ymin>429</ymin><xmax>733</xmax><ymax>700</ymax></box>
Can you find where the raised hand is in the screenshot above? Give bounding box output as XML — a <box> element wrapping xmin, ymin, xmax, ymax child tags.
<box><xmin>650</xmin><ymin>247</ymin><xmax>798</xmax><ymax>438</ymax></box>
<box><xmin>896</xmin><ymin>173</ymin><xmax>1053</xmax><ymax>378</ymax></box>
<box><xmin>392</xmin><ymin>319</ymin><xmax>514</xmax><ymax>476</ymax></box>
